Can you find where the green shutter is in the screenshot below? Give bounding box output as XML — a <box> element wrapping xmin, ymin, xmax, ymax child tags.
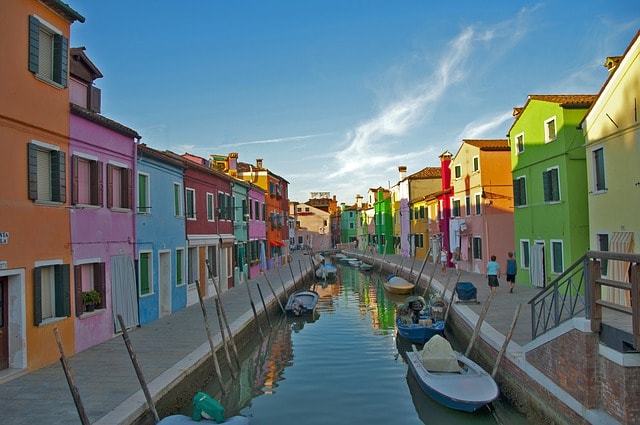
<box><xmin>52</xmin><ymin>34</ymin><xmax>68</xmax><ymax>87</ymax></box>
<box><xmin>55</xmin><ymin>264</ymin><xmax>71</xmax><ymax>317</ymax></box>
<box><xmin>28</xmin><ymin>16</ymin><xmax>39</xmax><ymax>74</ymax></box>
<box><xmin>27</xmin><ymin>143</ymin><xmax>38</xmax><ymax>200</ymax></box>
<box><xmin>176</xmin><ymin>250</ymin><xmax>183</xmax><ymax>285</ymax></box>
<box><xmin>95</xmin><ymin>262</ymin><xmax>105</xmax><ymax>309</ymax></box>
<box><xmin>34</xmin><ymin>267</ymin><xmax>42</xmax><ymax>325</ymax></box>
<box><xmin>140</xmin><ymin>253</ymin><xmax>150</xmax><ymax>295</ymax></box>
<box><xmin>50</xmin><ymin>150</ymin><xmax>66</xmax><ymax>203</ymax></box>
<box><xmin>74</xmin><ymin>265</ymin><xmax>83</xmax><ymax>317</ymax></box>
<box><xmin>550</xmin><ymin>169</ymin><xmax>559</xmax><ymax>201</ymax></box>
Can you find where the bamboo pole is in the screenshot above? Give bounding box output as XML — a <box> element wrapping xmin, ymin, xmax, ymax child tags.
<box><xmin>256</xmin><ymin>282</ymin><xmax>272</xmax><ymax>328</ymax></box>
<box><xmin>116</xmin><ymin>315</ymin><xmax>161</xmax><ymax>423</ymax></box>
<box><xmin>465</xmin><ymin>291</ymin><xmax>495</xmax><ymax>357</ymax></box>
<box><xmin>194</xmin><ymin>286</ymin><xmax>229</xmax><ymax>394</ymax></box>
<box><xmin>444</xmin><ymin>271</ymin><xmax>462</xmax><ymax>323</ymax></box>
<box><xmin>277</xmin><ymin>268</ymin><xmax>288</xmax><ymax>298</ymax></box>
<box><xmin>198</xmin><ymin>281</ymin><xmax>234</xmax><ymax>378</ymax></box>
<box><xmin>53</xmin><ymin>328</ymin><xmax>91</xmax><ymax>425</ymax></box>
<box><xmin>408</xmin><ymin>256</ymin><xmax>417</xmax><ymax>282</ymax></box>
<box><xmin>215</xmin><ymin>297</ymin><xmax>237</xmax><ymax>375</ymax></box>
<box><xmin>421</xmin><ymin>252</ymin><xmax>440</xmax><ymax>298</ymax></box>
<box><xmin>288</xmin><ymin>261</ymin><xmax>299</xmax><ymax>292</ymax></box>
<box><xmin>492</xmin><ymin>303</ymin><xmax>523</xmax><ymax>378</ymax></box>
<box><xmin>264</xmin><ymin>273</ymin><xmax>286</xmax><ymax>314</ymax></box>
<box><xmin>414</xmin><ymin>247</ymin><xmax>432</xmax><ymax>286</ymax></box>
<box><xmin>205</xmin><ymin>260</ymin><xmax>241</xmax><ymax>369</ymax></box>
<box><xmin>244</xmin><ymin>274</ymin><xmax>264</xmax><ymax>338</ymax></box>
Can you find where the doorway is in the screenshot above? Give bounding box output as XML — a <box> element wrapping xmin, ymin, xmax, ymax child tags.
<box><xmin>0</xmin><ymin>276</ymin><xmax>8</xmax><ymax>369</ymax></box>
<box><xmin>159</xmin><ymin>251</ymin><xmax>171</xmax><ymax>317</ymax></box>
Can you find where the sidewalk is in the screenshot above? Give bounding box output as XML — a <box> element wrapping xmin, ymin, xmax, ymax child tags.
<box><xmin>0</xmin><ymin>251</ymin><xmax>315</xmax><ymax>425</ymax></box>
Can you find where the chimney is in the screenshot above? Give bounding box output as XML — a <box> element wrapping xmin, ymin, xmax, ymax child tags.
<box><xmin>228</xmin><ymin>152</ymin><xmax>238</xmax><ymax>177</ymax></box>
<box><xmin>398</xmin><ymin>166</ymin><xmax>407</xmax><ymax>181</ymax></box>
<box><xmin>604</xmin><ymin>56</ymin><xmax>622</xmax><ymax>73</ymax></box>
<box><xmin>256</xmin><ymin>158</ymin><xmax>263</xmax><ymax>168</ymax></box>
<box><xmin>356</xmin><ymin>194</ymin><xmax>362</xmax><ymax>209</ymax></box>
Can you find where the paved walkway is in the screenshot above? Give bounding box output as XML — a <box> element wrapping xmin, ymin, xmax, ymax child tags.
<box><xmin>0</xmin><ymin>249</ymin><xmax>538</xmax><ymax>425</ymax></box>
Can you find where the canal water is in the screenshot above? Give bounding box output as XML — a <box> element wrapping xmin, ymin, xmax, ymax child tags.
<box><xmin>177</xmin><ymin>262</ymin><xmax>529</xmax><ymax>424</ymax></box>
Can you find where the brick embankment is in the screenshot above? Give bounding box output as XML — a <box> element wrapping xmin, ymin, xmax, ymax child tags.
<box><xmin>347</xmin><ymin>249</ymin><xmax>629</xmax><ymax>425</ymax></box>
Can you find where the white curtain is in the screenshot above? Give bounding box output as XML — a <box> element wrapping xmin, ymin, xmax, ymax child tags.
<box><xmin>111</xmin><ymin>254</ymin><xmax>139</xmax><ymax>332</ymax></box>
<box><xmin>530</xmin><ymin>244</ymin><xmax>545</xmax><ymax>287</ymax></box>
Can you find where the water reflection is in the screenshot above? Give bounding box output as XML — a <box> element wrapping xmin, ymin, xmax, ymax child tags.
<box><xmin>179</xmin><ymin>262</ymin><xmax>526</xmax><ymax>424</ymax></box>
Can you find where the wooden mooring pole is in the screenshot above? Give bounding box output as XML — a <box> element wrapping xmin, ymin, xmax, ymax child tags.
<box><xmin>53</xmin><ymin>328</ymin><xmax>91</xmax><ymax>425</ymax></box>
<box><xmin>116</xmin><ymin>315</ymin><xmax>161</xmax><ymax>423</ymax></box>
<box><xmin>256</xmin><ymin>283</ymin><xmax>272</xmax><ymax>328</ymax></box>
<box><xmin>264</xmin><ymin>273</ymin><xmax>286</xmax><ymax>315</ymax></box>
<box><xmin>465</xmin><ymin>291</ymin><xmax>495</xmax><ymax>357</ymax></box>
<box><xmin>491</xmin><ymin>303</ymin><xmax>523</xmax><ymax>378</ymax></box>
<box><xmin>244</xmin><ymin>274</ymin><xmax>264</xmax><ymax>338</ymax></box>
<box><xmin>195</xmin><ymin>284</ymin><xmax>229</xmax><ymax>395</ymax></box>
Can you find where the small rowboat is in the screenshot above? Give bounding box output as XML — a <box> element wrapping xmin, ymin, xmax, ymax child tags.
<box><xmin>315</xmin><ymin>264</ymin><xmax>337</xmax><ymax>280</ymax></box>
<box><xmin>405</xmin><ymin>335</ymin><xmax>499</xmax><ymax>412</ymax></box>
<box><xmin>395</xmin><ymin>295</ymin><xmax>445</xmax><ymax>344</ymax></box>
<box><xmin>383</xmin><ymin>275</ymin><xmax>415</xmax><ymax>294</ymax></box>
<box><xmin>285</xmin><ymin>289</ymin><xmax>319</xmax><ymax>317</ymax></box>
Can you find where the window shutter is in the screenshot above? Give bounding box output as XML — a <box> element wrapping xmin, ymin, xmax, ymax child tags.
<box><xmin>126</xmin><ymin>168</ymin><xmax>133</xmax><ymax>209</ymax></box>
<box><xmin>92</xmin><ymin>161</ymin><xmax>103</xmax><ymax>206</ymax></box>
<box><xmin>51</xmin><ymin>150</ymin><xmax>66</xmax><ymax>203</ymax></box>
<box><xmin>74</xmin><ymin>265</ymin><xmax>83</xmax><ymax>317</ymax></box>
<box><xmin>28</xmin><ymin>16</ymin><xmax>39</xmax><ymax>74</ymax></box>
<box><xmin>542</xmin><ymin>171</ymin><xmax>552</xmax><ymax>202</ymax></box>
<box><xmin>513</xmin><ymin>179</ymin><xmax>521</xmax><ymax>206</ymax></box>
<box><xmin>107</xmin><ymin>164</ymin><xmax>113</xmax><ymax>208</ymax></box>
<box><xmin>52</xmin><ymin>34</ymin><xmax>68</xmax><ymax>87</ymax></box>
<box><xmin>27</xmin><ymin>143</ymin><xmax>38</xmax><ymax>200</ymax></box>
<box><xmin>34</xmin><ymin>267</ymin><xmax>42</xmax><ymax>325</ymax></box>
<box><xmin>550</xmin><ymin>169</ymin><xmax>559</xmax><ymax>201</ymax></box>
<box><xmin>55</xmin><ymin>264</ymin><xmax>71</xmax><ymax>317</ymax></box>
<box><xmin>95</xmin><ymin>262</ymin><xmax>105</xmax><ymax>309</ymax></box>
<box><xmin>72</xmin><ymin>155</ymin><xmax>79</xmax><ymax>204</ymax></box>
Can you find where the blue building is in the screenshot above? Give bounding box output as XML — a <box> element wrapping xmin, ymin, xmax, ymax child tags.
<box><xmin>136</xmin><ymin>144</ymin><xmax>187</xmax><ymax>325</ymax></box>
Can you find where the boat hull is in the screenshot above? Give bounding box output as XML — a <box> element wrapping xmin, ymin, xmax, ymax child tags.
<box><xmin>285</xmin><ymin>290</ymin><xmax>319</xmax><ymax>317</ymax></box>
<box><xmin>383</xmin><ymin>276</ymin><xmax>415</xmax><ymax>294</ymax></box>
<box><xmin>406</xmin><ymin>348</ymin><xmax>499</xmax><ymax>412</ymax></box>
<box><xmin>396</xmin><ymin>317</ymin><xmax>445</xmax><ymax>344</ymax></box>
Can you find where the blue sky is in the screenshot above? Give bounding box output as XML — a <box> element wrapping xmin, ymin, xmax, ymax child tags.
<box><xmin>70</xmin><ymin>1</ymin><xmax>639</xmax><ymax>204</ymax></box>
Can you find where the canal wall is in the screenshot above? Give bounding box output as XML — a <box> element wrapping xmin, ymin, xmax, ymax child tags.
<box><xmin>354</xmin><ymin>250</ymin><xmax>640</xmax><ymax>425</ymax></box>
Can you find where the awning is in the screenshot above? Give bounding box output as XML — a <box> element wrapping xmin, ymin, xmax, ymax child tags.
<box><xmin>269</xmin><ymin>240</ymin><xmax>286</xmax><ymax>247</ymax></box>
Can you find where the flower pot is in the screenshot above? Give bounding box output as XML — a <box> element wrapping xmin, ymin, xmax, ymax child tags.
<box><xmin>85</xmin><ymin>304</ymin><xmax>95</xmax><ymax>313</ymax></box>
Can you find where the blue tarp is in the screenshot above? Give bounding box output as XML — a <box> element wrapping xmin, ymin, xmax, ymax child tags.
<box><xmin>456</xmin><ymin>281</ymin><xmax>477</xmax><ymax>301</ymax></box>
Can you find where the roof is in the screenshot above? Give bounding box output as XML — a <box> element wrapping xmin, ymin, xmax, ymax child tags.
<box><xmin>42</xmin><ymin>0</ymin><xmax>85</xmax><ymax>23</ymax></box>
<box><xmin>70</xmin><ymin>47</ymin><xmax>103</xmax><ymax>81</ymax></box>
<box><xmin>237</xmin><ymin>161</ymin><xmax>289</xmax><ymax>183</ymax></box>
<box><xmin>137</xmin><ymin>144</ymin><xmax>185</xmax><ymax>169</ymax></box>
<box><xmin>462</xmin><ymin>139</ymin><xmax>510</xmax><ymax>151</ymax></box>
<box><xmin>507</xmin><ymin>94</ymin><xmax>597</xmax><ymax>136</ymax></box>
<box><xmin>70</xmin><ymin>103</ymin><xmax>140</xmax><ymax>139</ymax></box>
<box><xmin>580</xmin><ymin>29</ymin><xmax>640</xmax><ymax>127</ymax></box>
<box><xmin>407</xmin><ymin>166</ymin><xmax>441</xmax><ymax>180</ymax></box>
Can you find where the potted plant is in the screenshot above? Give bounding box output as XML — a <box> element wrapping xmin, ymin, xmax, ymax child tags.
<box><xmin>82</xmin><ymin>290</ymin><xmax>101</xmax><ymax>312</ymax></box>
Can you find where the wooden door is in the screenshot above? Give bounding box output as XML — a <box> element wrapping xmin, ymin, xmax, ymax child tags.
<box><xmin>0</xmin><ymin>276</ymin><xmax>8</xmax><ymax>369</ymax></box>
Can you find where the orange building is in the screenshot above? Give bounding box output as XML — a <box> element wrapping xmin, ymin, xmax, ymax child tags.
<box><xmin>0</xmin><ymin>0</ymin><xmax>84</xmax><ymax>372</ymax></box>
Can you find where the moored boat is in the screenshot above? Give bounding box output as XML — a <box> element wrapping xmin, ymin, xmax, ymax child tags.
<box><xmin>395</xmin><ymin>295</ymin><xmax>445</xmax><ymax>344</ymax></box>
<box><xmin>405</xmin><ymin>335</ymin><xmax>499</xmax><ymax>412</ymax></box>
<box><xmin>158</xmin><ymin>392</ymin><xmax>250</xmax><ymax>424</ymax></box>
<box><xmin>315</xmin><ymin>263</ymin><xmax>338</xmax><ymax>280</ymax></box>
<box><xmin>383</xmin><ymin>275</ymin><xmax>415</xmax><ymax>294</ymax></box>
<box><xmin>285</xmin><ymin>289</ymin><xmax>320</xmax><ymax>317</ymax></box>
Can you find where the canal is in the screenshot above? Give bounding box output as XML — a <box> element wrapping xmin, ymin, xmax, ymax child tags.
<box><xmin>175</xmin><ymin>262</ymin><xmax>529</xmax><ymax>424</ymax></box>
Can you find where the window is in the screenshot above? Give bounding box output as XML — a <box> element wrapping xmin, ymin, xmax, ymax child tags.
<box><xmin>543</xmin><ymin>167</ymin><xmax>560</xmax><ymax>202</ymax></box>
<box><xmin>520</xmin><ymin>240</ymin><xmax>530</xmax><ymax>269</ymax></box>
<box><xmin>254</xmin><ymin>200</ymin><xmax>260</xmax><ymax>220</ymax></box>
<box><xmin>137</xmin><ymin>172</ymin><xmax>150</xmax><ymax>213</ymax></box>
<box><xmin>551</xmin><ymin>240</ymin><xmax>564</xmax><ymax>274</ymax></box>
<box><xmin>176</xmin><ymin>248</ymin><xmax>185</xmax><ymax>286</ymax></box>
<box><xmin>472</xmin><ymin>156</ymin><xmax>479</xmax><ymax>172</ymax></box>
<box><xmin>592</xmin><ymin>147</ymin><xmax>606</xmax><ymax>192</ymax></box>
<box><xmin>544</xmin><ymin>117</ymin><xmax>557</xmax><ymax>142</ymax></box>
<box><xmin>465</xmin><ymin>196</ymin><xmax>471</xmax><ymax>216</ymax></box>
<box><xmin>515</xmin><ymin>133</ymin><xmax>524</xmax><ymax>155</ymax></box>
<box><xmin>28</xmin><ymin>16</ymin><xmax>68</xmax><ymax>87</ymax></box>
<box><xmin>138</xmin><ymin>252</ymin><xmax>152</xmax><ymax>296</ymax></box>
<box><xmin>454</xmin><ymin>164</ymin><xmax>462</xmax><ymax>179</ymax></box>
<box><xmin>206</xmin><ymin>247</ymin><xmax>217</xmax><ymax>279</ymax></box>
<box><xmin>173</xmin><ymin>183</ymin><xmax>183</xmax><ymax>216</ymax></box>
<box><xmin>513</xmin><ymin>176</ymin><xmax>527</xmax><ymax>207</ymax></box>
<box><xmin>473</xmin><ymin>237</ymin><xmax>482</xmax><ymax>260</ymax></box>
<box><xmin>242</xmin><ymin>199</ymin><xmax>248</xmax><ymax>221</ymax></box>
<box><xmin>206</xmin><ymin>193</ymin><xmax>215</xmax><ymax>221</ymax></box>
<box><xmin>73</xmin><ymin>155</ymin><xmax>102</xmax><ymax>206</ymax></box>
<box><xmin>74</xmin><ymin>262</ymin><xmax>105</xmax><ymax>316</ymax></box>
<box><xmin>34</xmin><ymin>263</ymin><xmax>70</xmax><ymax>325</ymax></box>
<box><xmin>474</xmin><ymin>193</ymin><xmax>481</xmax><ymax>215</ymax></box>
<box><xmin>451</xmin><ymin>199</ymin><xmax>461</xmax><ymax>217</ymax></box>
<box><xmin>185</xmin><ymin>188</ymin><xmax>196</xmax><ymax>219</ymax></box>
<box><xmin>107</xmin><ymin>163</ymin><xmax>132</xmax><ymax>209</ymax></box>
<box><xmin>187</xmin><ymin>247</ymin><xmax>198</xmax><ymax>285</ymax></box>
<box><xmin>597</xmin><ymin>234</ymin><xmax>609</xmax><ymax>276</ymax></box>
<box><xmin>28</xmin><ymin>142</ymin><xmax>66</xmax><ymax>203</ymax></box>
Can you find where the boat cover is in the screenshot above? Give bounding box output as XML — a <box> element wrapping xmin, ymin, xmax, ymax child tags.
<box><xmin>420</xmin><ymin>335</ymin><xmax>459</xmax><ymax>373</ymax></box>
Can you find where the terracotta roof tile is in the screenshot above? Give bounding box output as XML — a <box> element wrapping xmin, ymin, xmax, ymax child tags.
<box><xmin>462</xmin><ymin>139</ymin><xmax>510</xmax><ymax>151</ymax></box>
<box><xmin>70</xmin><ymin>103</ymin><xmax>140</xmax><ymax>139</ymax></box>
<box><xmin>408</xmin><ymin>166</ymin><xmax>441</xmax><ymax>179</ymax></box>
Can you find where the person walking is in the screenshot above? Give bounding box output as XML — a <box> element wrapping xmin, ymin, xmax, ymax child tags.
<box><xmin>440</xmin><ymin>249</ymin><xmax>448</xmax><ymax>275</ymax></box>
<box><xmin>506</xmin><ymin>252</ymin><xmax>517</xmax><ymax>293</ymax></box>
<box><xmin>486</xmin><ymin>255</ymin><xmax>500</xmax><ymax>294</ymax></box>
